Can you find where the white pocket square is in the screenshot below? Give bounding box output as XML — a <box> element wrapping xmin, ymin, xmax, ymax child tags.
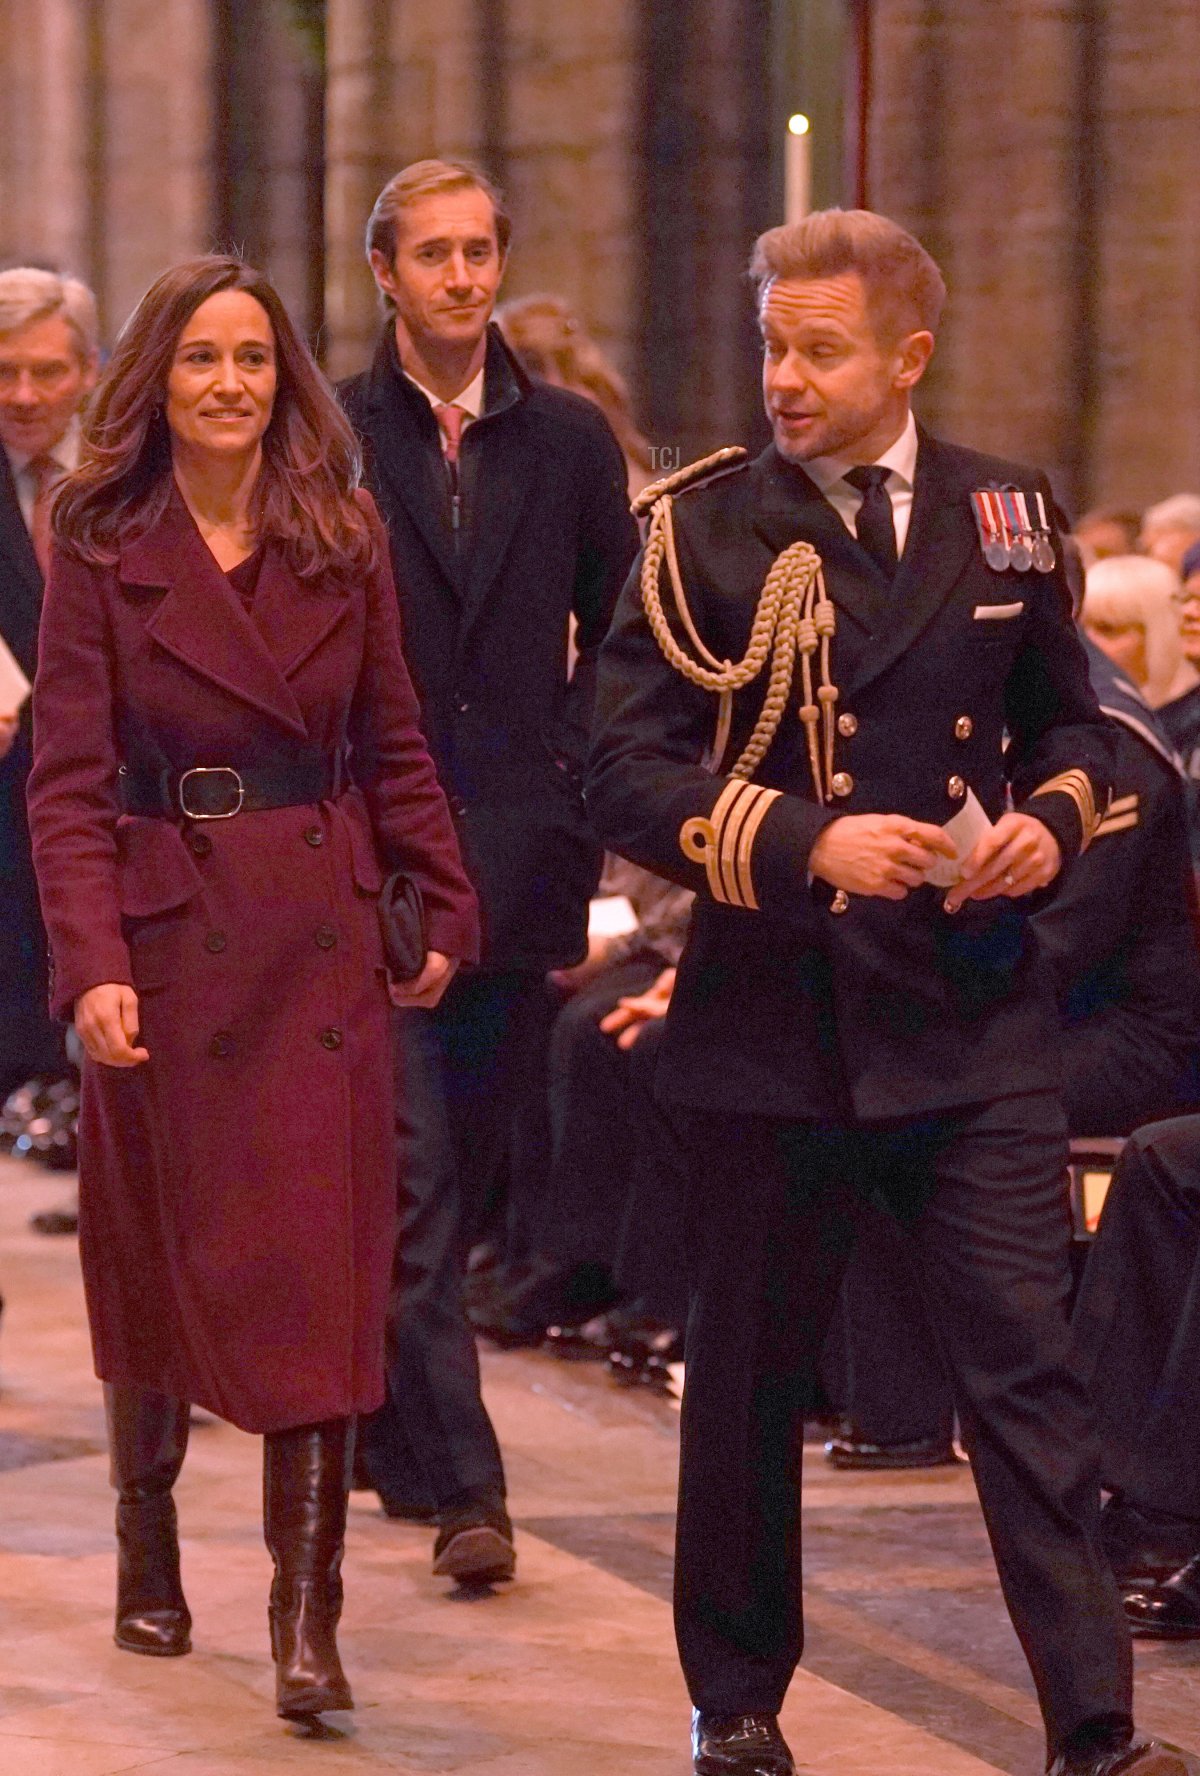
<box><xmin>973</xmin><ymin>602</ymin><xmax>1025</xmax><ymax>620</ymax></box>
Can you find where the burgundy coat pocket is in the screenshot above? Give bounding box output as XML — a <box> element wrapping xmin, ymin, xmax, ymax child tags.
<box><xmin>115</xmin><ymin>816</ymin><xmax>205</xmax><ymax>918</ymax></box>
<box><xmin>336</xmin><ymin>791</ymin><xmax>385</xmax><ymax>895</ymax></box>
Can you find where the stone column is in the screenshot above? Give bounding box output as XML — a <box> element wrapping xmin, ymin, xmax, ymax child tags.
<box><xmin>97</xmin><ymin>0</ymin><xmax>214</xmax><ymax>334</ymax></box>
<box><xmin>0</xmin><ymin>0</ymin><xmax>92</xmax><ymax>281</ymax></box>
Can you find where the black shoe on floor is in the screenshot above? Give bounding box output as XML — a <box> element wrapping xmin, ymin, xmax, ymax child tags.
<box><xmin>692</xmin><ymin>1711</ymin><xmax>795</xmax><ymax>1775</ymax></box>
<box><xmin>432</xmin><ymin>1504</ymin><xmax>515</xmax><ymax>1584</ymax></box>
<box><xmin>824</xmin><ymin>1427</ymin><xmax>965</xmax><ymax>1471</ymax></box>
<box><xmin>1048</xmin><ymin>1728</ymin><xmax>1187</xmax><ymax>1774</ymax></box>
<box><xmin>1123</xmin><ymin>1552</ymin><xmax>1200</xmax><ymax>1640</ymax></box>
<box><xmin>1100</xmin><ymin>1496</ymin><xmax>1200</xmax><ymax>1587</ymax></box>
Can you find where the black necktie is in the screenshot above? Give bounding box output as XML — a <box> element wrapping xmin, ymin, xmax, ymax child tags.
<box><xmin>845</xmin><ymin>465</ymin><xmax>898</xmax><ymax>580</ymax></box>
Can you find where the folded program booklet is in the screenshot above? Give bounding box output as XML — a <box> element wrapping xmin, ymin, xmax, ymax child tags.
<box><xmin>0</xmin><ymin>634</ymin><xmax>30</xmax><ymax>720</ymax></box>
<box><xmin>921</xmin><ymin>787</ymin><xmax>994</xmax><ymax>888</ymax></box>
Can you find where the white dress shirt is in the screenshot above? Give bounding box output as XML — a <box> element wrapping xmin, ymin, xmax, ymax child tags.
<box><xmin>804</xmin><ymin>409</ymin><xmax>919</xmax><ymax>558</ymax></box>
<box><xmin>4</xmin><ymin>416</ymin><xmax>82</xmax><ymax>532</ymax></box>
<box><xmin>404</xmin><ymin>366</ymin><xmax>485</xmax><ymax>451</ymax></box>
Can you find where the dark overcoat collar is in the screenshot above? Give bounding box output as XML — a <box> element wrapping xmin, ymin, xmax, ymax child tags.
<box><xmin>360</xmin><ymin>322</ymin><xmax>536</xmax><ymax>640</ymax></box>
<box><xmin>751</xmin><ymin>428</ymin><xmax>977</xmax><ymax>698</ymax></box>
<box><xmin>118</xmin><ymin>483</ymin><xmax>351</xmax><ymax>739</ymax></box>
<box><xmin>0</xmin><ymin>448</ymin><xmax>43</xmax><ymax>667</ymax></box>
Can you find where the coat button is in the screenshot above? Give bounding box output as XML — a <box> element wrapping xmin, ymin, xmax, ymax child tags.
<box><xmin>188</xmin><ymin>829</ymin><xmax>213</xmax><ymax>859</ymax></box>
<box><xmin>204</xmin><ymin>930</ymin><xmax>227</xmax><ymax>954</ymax></box>
<box><xmin>955</xmin><ymin>716</ymin><xmax>973</xmax><ymax>741</ymax></box>
<box><xmin>315</xmin><ymin>926</ymin><xmax>337</xmax><ymax>951</ymax></box>
<box><xmin>832</xmin><ymin>771</ymin><xmax>854</xmax><ymax>797</ymax></box>
<box><xmin>831</xmin><ymin>889</ymin><xmax>850</xmax><ymax>914</ymax></box>
<box><xmin>304</xmin><ymin>825</ymin><xmax>324</xmax><ymax>847</ymax></box>
<box><xmin>320</xmin><ymin>1027</ymin><xmax>343</xmax><ymax>1051</ymax></box>
<box><xmin>947</xmin><ymin>775</ymin><xmax>966</xmax><ymax>799</ymax></box>
<box><xmin>837</xmin><ymin>713</ymin><xmax>858</xmax><ymax>738</ymax></box>
<box><xmin>209</xmin><ymin>1031</ymin><xmax>234</xmax><ymax>1059</ymax></box>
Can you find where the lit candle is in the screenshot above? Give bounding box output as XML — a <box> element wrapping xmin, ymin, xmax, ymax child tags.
<box><xmin>786</xmin><ymin>113</ymin><xmax>812</xmax><ymax>224</ymax></box>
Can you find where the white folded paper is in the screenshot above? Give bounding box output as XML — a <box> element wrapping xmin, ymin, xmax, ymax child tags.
<box><xmin>0</xmin><ymin>633</ymin><xmax>31</xmax><ymax>720</ymax></box>
<box><xmin>587</xmin><ymin>894</ymin><xmax>640</xmax><ymax>939</ymax></box>
<box><xmin>922</xmin><ymin>787</ymin><xmax>994</xmax><ymax>888</ymax></box>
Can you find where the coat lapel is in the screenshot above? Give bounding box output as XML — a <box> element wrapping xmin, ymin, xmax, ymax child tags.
<box><xmin>750</xmin><ymin>447</ymin><xmax>884</xmax><ymax>641</ymax></box>
<box><xmin>0</xmin><ymin>452</ymin><xmax>43</xmax><ymax>669</ymax></box>
<box><xmin>124</xmin><ymin>490</ymin><xmax>308</xmax><ymax>738</ymax></box>
<box><xmin>843</xmin><ymin>431</ymin><xmax>976</xmax><ymax>698</ymax></box>
<box><xmin>361</xmin><ymin>335</ymin><xmax>459</xmax><ymax>591</ymax></box>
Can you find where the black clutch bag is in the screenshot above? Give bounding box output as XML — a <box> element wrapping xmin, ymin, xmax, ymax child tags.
<box><xmin>378</xmin><ymin>872</ymin><xmax>428</xmax><ymax>982</ymax></box>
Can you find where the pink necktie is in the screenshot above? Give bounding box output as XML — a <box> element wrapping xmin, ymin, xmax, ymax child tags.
<box><xmin>433</xmin><ymin>403</ymin><xmax>465</xmax><ymax>486</ymax></box>
<box><xmin>27</xmin><ymin>454</ymin><xmax>58</xmax><ymax>579</ymax></box>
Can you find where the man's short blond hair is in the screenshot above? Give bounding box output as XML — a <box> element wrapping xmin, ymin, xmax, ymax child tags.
<box><xmin>750</xmin><ymin>209</ymin><xmax>947</xmax><ymax>342</ymax></box>
<box><xmin>365</xmin><ymin>158</ymin><xmax>512</xmax><ymax>271</ymax></box>
<box><xmin>0</xmin><ymin>266</ymin><xmax>99</xmax><ymax>360</ymax></box>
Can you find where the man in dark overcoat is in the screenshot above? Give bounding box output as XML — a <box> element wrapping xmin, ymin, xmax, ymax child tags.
<box><xmin>338</xmin><ymin>158</ymin><xmax>638</xmax><ymax>1580</ymax></box>
<box><xmin>0</xmin><ymin>268</ymin><xmax>97</xmax><ymax>1099</ymax></box>
<box><xmin>587</xmin><ymin>209</ymin><xmax>1179</xmax><ymax>1776</ymax></box>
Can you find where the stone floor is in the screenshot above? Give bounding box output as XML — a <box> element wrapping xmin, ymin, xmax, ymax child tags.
<box><xmin>0</xmin><ymin>1153</ymin><xmax>1196</xmax><ymax>1776</ymax></box>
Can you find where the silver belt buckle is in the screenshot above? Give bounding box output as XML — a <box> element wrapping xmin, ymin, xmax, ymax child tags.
<box><xmin>177</xmin><ymin>766</ymin><xmax>244</xmax><ymax>821</ymax></box>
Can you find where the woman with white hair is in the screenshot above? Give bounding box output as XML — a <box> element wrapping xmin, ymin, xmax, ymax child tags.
<box><xmin>1082</xmin><ymin>554</ymin><xmax>1196</xmax><ymax>707</ymax></box>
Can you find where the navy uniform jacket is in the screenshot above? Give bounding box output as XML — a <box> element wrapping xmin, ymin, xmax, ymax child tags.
<box><xmin>1159</xmin><ymin>680</ymin><xmax>1200</xmax><ymax>866</ymax></box>
<box><xmin>1034</xmin><ymin>641</ymin><xmax>1200</xmax><ymax>1133</ymax></box>
<box><xmin>586</xmin><ymin>434</ymin><xmax>1114</xmax><ymax>1122</ymax></box>
<box><xmin>339</xmin><ymin>325</ymin><xmax>639</xmax><ymax>970</ymax></box>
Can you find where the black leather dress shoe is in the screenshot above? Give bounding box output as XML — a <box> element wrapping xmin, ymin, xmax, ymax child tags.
<box><xmin>1100</xmin><ymin>1496</ymin><xmax>1200</xmax><ymax>1587</ymax></box>
<box><xmin>432</xmin><ymin>1504</ymin><xmax>515</xmax><ymax>1584</ymax></box>
<box><xmin>824</xmin><ymin>1429</ymin><xmax>965</xmax><ymax>1471</ymax></box>
<box><xmin>1047</xmin><ymin>1737</ymin><xmax>1187</xmax><ymax>1774</ymax></box>
<box><xmin>691</xmin><ymin>1710</ymin><xmax>795</xmax><ymax>1774</ymax></box>
<box><xmin>1124</xmin><ymin>1553</ymin><xmax>1200</xmax><ymax>1639</ymax></box>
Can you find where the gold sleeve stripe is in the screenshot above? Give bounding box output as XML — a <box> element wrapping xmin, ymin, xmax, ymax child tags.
<box><xmin>1028</xmin><ymin>770</ymin><xmax>1100</xmax><ymax>851</ymax></box>
<box><xmin>1107</xmin><ymin>793</ymin><xmax>1138</xmax><ymax>818</ymax></box>
<box><xmin>736</xmin><ymin>788</ymin><xmax>782</xmax><ymax>910</ymax></box>
<box><xmin>1094</xmin><ymin>809</ymin><xmax>1139</xmax><ymax>838</ymax></box>
<box><xmin>679</xmin><ymin>779</ymin><xmax>781</xmax><ymax>910</ymax></box>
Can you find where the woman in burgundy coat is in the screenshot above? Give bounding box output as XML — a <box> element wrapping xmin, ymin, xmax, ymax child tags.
<box><xmin>27</xmin><ymin>256</ymin><xmax>479</xmax><ymax>1720</ymax></box>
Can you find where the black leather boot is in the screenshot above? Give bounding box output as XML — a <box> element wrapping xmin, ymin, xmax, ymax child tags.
<box><xmin>105</xmin><ymin>1383</ymin><xmax>192</xmax><ymax>1657</ymax></box>
<box><xmin>263</xmin><ymin>1418</ymin><xmax>354</xmax><ymax>1719</ymax></box>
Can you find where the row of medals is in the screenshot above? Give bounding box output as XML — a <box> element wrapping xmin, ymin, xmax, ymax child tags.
<box><xmin>971</xmin><ymin>486</ymin><xmax>1056</xmax><ymax>574</ymax></box>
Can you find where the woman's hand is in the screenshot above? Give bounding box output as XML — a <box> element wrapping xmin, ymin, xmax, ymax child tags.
<box><xmin>75</xmin><ymin>984</ymin><xmax>150</xmax><ymax>1067</ymax></box>
<box><xmin>388</xmin><ymin>951</ymin><xmax>460</xmax><ymax>1011</ymax></box>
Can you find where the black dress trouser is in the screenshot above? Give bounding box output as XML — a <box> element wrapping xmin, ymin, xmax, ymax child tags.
<box><xmin>674</xmin><ymin>1089</ymin><xmax>1131</xmax><ymax>1754</ymax></box>
<box><xmin>1070</xmin><ymin>1113</ymin><xmax>1200</xmax><ymax>1521</ymax></box>
<box><xmin>360</xmin><ymin>970</ymin><xmax>546</xmax><ymax>1512</ymax></box>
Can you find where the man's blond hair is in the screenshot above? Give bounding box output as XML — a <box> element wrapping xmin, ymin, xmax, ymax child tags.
<box><xmin>750</xmin><ymin>209</ymin><xmax>946</xmax><ymax>341</ymax></box>
<box><xmin>365</xmin><ymin>159</ymin><xmax>512</xmax><ymax>276</ymax></box>
<box><xmin>0</xmin><ymin>266</ymin><xmax>99</xmax><ymax>360</ymax></box>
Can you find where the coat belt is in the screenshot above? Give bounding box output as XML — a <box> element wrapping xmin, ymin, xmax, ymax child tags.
<box><xmin>118</xmin><ymin>752</ymin><xmax>344</xmax><ymax>822</ymax></box>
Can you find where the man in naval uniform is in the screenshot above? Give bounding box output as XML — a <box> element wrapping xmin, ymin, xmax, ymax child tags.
<box><xmin>587</xmin><ymin>210</ymin><xmax>1181</xmax><ymax>1776</ymax></box>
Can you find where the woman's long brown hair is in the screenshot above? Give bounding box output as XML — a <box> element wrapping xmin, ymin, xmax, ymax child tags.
<box><xmin>54</xmin><ymin>256</ymin><xmax>376</xmax><ymax>578</ymax></box>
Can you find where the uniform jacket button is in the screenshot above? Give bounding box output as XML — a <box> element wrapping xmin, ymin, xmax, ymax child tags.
<box><xmin>204</xmin><ymin>930</ymin><xmax>227</xmax><ymax>954</ymax></box>
<box><xmin>837</xmin><ymin>713</ymin><xmax>858</xmax><ymax>737</ymax></box>
<box><xmin>947</xmin><ymin>775</ymin><xmax>966</xmax><ymax>799</ymax></box>
<box><xmin>320</xmin><ymin>1027</ymin><xmax>343</xmax><ymax>1051</ymax></box>
<box><xmin>304</xmin><ymin>824</ymin><xmax>324</xmax><ymax>847</ymax></box>
<box><xmin>188</xmin><ymin>829</ymin><xmax>213</xmax><ymax>858</ymax></box>
<box><xmin>315</xmin><ymin>925</ymin><xmax>337</xmax><ymax>950</ymax></box>
<box><xmin>209</xmin><ymin>1031</ymin><xmax>234</xmax><ymax>1059</ymax></box>
<box><xmin>831</xmin><ymin>889</ymin><xmax>850</xmax><ymax>914</ymax></box>
<box><xmin>955</xmin><ymin>716</ymin><xmax>973</xmax><ymax>741</ymax></box>
<box><xmin>832</xmin><ymin>771</ymin><xmax>854</xmax><ymax>797</ymax></box>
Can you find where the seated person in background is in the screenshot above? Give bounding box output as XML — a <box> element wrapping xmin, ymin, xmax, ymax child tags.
<box><xmin>1073</xmin><ymin>507</ymin><xmax>1141</xmax><ymax>566</ymax></box>
<box><xmin>1139</xmin><ymin>491</ymin><xmax>1200</xmax><ymax>576</ymax></box>
<box><xmin>1082</xmin><ymin>553</ymin><xmax>1196</xmax><ymax>708</ymax></box>
<box><xmin>826</xmin><ymin>554</ymin><xmax>1200</xmax><ymax>1468</ymax></box>
<box><xmin>473</xmin><ymin>860</ymin><xmax>691</xmax><ymax>1348</ymax></box>
<box><xmin>1071</xmin><ymin>1115</ymin><xmax>1200</xmax><ymax>1639</ymax></box>
<box><xmin>1159</xmin><ymin>541</ymin><xmax>1200</xmax><ymax>866</ymax></box>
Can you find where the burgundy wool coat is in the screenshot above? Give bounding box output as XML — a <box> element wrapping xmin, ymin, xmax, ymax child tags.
<box><xmin>27</xmin><ymin>487</ymin><xmax>479</xmax><ymax>1434</ymax></box>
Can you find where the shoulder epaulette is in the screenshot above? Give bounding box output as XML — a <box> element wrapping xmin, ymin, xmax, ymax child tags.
<box><xmin>632</xmin><ymin>446</ymin><xmax>748</xmax><ymax>518</ymax></box>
